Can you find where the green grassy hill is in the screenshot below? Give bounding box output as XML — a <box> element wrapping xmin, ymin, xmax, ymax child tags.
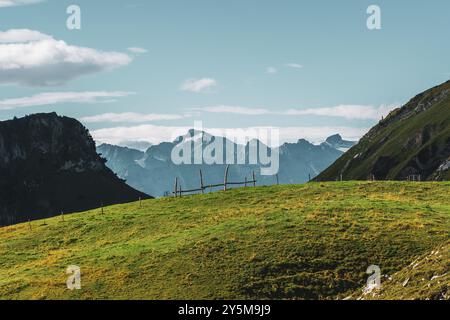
<box><xmin>0</xmin><ymin>182</ymin><xmax>449</xmax><ymax>300</ymax></box>
<box><xmin>316</xmin><ymin>80</ymin><xmax>450</xmax><ymax>182</ymax></box>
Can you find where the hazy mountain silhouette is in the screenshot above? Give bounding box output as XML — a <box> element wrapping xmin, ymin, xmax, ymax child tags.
<box><xmin>98</xmin><ymin>131</ymin><xmax>355</xmax><ymax>197</ymax></box>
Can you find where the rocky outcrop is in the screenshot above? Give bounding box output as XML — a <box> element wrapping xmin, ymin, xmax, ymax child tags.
<box><xmin>323</xmin><ymin>134</ymin><xmax>356</xmax><ymax>152</ymax></box>
<box><xmin>0</xmin><ymin>113</ymin><xmax>150</xmax><ymax>226</ymax></box>
<box><xmin>358</xmin><ymin>242</ymin><xmax>449</xmax><ymax>300</ymax></box>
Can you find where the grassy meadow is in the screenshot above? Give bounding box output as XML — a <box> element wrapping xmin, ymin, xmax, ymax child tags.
<box><xmin>0</xmin><ymin>182</ymin><xmax>449</xmax><ymax>300</ymax></box>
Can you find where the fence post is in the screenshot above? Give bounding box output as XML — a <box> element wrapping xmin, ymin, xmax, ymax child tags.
<box><xmin>28</xmin><ymin>219</ymin><xmax>31</xmax><ymax>231</ymax></box>
<box><xmin>252</xmin><ymin>171</ymin><xmax>256</xmax><ymax>187</ymax></box>
<box><xmin>61</xmin><ymin>211</ymin><xmax>64</xmax><ymax>222</ymax></box>
<box><xmin>179</xmin><ymin>184</ymin><xmax>182</xmax><ymax>197</ymax></box>
<box><xmin>199</xmin><ymin>170</ymin><xmax>204</xmax><ymax>194</ymax></box>
<box><xmin>276</xmin><ymin>174</ymin><xmax>279</xmax><ymax>185</ymax></box>
<box><xmin>174</xmin><ymin>177</ymin><xmax>178</xmax><ymax>197</ymax></box>
<box><xmin>245</xmin><ymin>177</ymin><xmax>247</xmax><ymax>187</ymax></box>
<box><xmin>224</xmin><ymin>165</ymin><xmax>230</xmax><ymax>191</ymax></box>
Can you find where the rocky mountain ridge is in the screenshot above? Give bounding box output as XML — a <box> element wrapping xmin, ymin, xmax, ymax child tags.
<box><xmin>98</xmin><ymin>132</ymin><xmax>355</xmax><ymax>197</ymax></box>
<box><xmin>316</xmin><ymin>80</ymin><xmax>450</xmax><ymax>181</ymax></box>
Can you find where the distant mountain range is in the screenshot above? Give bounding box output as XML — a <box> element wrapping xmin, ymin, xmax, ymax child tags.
<box><xmin>118</xmin><ymin>141</ymin><xmax>152</xmax><ymax>151</ymax></box>
<box><xmin>317</xmin><ymin>80</ymin><xmax>450</xmax><ymax>181</ymax></box>
<box><xmin>0</xmin><ymin>113</ymin><xmax>149</xmax><ymax>226</ymax></box>
<box><xmin>98</xmin><ymin>132</ymin><xmax>356</xmax><ymax>197</ymax></box>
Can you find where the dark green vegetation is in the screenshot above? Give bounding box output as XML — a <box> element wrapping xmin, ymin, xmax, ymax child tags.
<box><xmin>317</xmin><ymin>80</ymin><xmax>450</xmax><ymax>181</ymax></box>
<box><xmin>0</xmin><ymin>182</ymin><xmax>448</xmax><ymax>300</ymax></box>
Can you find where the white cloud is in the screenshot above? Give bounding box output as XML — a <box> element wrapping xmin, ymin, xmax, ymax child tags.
<box><xmin>127</xmin><ymin>47</ymin><xmax>148</xmax><ymax>54</ymax></box>
<box><xmin>0</xmin><ymin>0</ymin><xmax>43</xmax><ymax>7</ymax></box>
<box><xmin>285</xmin><ymin>63</ymin><xmax>303</xmax><ymax>69</ymax></box>
<box><xmin>180</xmin><ymin>78</ymin><xmax>217</xmax><ymax>93</ymax></box>
<box><xmin>283</xmin><ymin>105</ymin><xmax>396</xmax><ymax>120</ymax></box>
<box><xmin>0</xmin><ymin>29</ymin><xmax>132</xmax><ymax>86</ymax></box>
<box><xmin>196</xmin><ymin>104</ymin><xmax>397</xmax><ymax>120</ymax></box>
<box><xmin>196</xmin><ymin>105</ymin><xmax>271</xmax><ymax>115</ymax></box>
<box><xmin>91</xmin><ymin>125</ymin><xmax>189</xmax><ymax>146</ymax></box>
<box><xmin>0</xmin><ymin>91</ymin><xmax>134</xmax><ymax>110</ymax></box>
<box><xmin>0</xmin><ymin>29</ymin><xmax>51</xmax><ymax>43</ymax></box>
<box><xmin>266</xmin><ymin>67</ymin><xmax>278</xmax><ymax>74</ymax></box>
<box><xmin>80</xmin><ymin>112</ymin><xmax>185</xmax><ymax>123</ymax></box>
<box><xmin>90</xmin><ymin>124</ymin><xmax>368</xmax><ymax>147</ymax></box>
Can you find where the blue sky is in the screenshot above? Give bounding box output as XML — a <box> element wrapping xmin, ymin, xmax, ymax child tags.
<box><xmin>0</xmin><ymin>0</ymin><xmax>449</xmax><ymax>145</ymax></box>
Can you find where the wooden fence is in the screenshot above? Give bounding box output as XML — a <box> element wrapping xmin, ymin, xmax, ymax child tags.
<box><xmin>173</xmin><ymin>165</ymin><xmax>267</xmax><ymax>197</ymax></box>
<box><xmin>406</xmin><ymin>174</ymin><xmax>422</xmax><ymax>182</ymax></box>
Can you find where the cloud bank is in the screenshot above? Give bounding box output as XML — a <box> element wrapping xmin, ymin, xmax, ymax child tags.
<box><xmin>81</xmin><ymin>112</ymin><xmax>185</xmax><ymax>123</ymax></box>
<box><xmin>195</xmin><ymin>104</ymin><xmax>397</xmax><ymax>120</ymax></box>
<box><xmin>0</xmin><ymin>91</ymin><xmax>134</xmax><ymax>110</ymax></box>
<box><xmin>0</xmin><ymin>0</ymin><xmax>43</xmax><ymax>7</ymax></box>
<box><xmin>90</xmin><ymin>124</ymin><xmax>367</xmax><ymax>147</ymax></box>
<box><xmin>0</xmin><ymin>29</ymin><xmax>132</xmax><ymax>86</ymax></box>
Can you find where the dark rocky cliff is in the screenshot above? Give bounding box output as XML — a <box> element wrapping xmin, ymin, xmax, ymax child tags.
<box><xmin>0</xmin><ymin>113</ymin><xmax>150</xmax><ymax>226</ymax></box>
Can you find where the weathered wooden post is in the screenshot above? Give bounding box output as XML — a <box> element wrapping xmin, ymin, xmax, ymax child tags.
<box><xmin>252</xmin><ymin>171</ymin><xmax>256</xmax><ymax>187</ymax></box>
<box><xmin>199</xmin><ymin>170</ymin><xmax>204</xmax><ymax>194</ymax></box>
<box><xmin>179</xmin><ymin>183</ymin><xmax>182</xmax><ymax>197</ymax></box>
<box><xmin>224</xmin><ymin>165</ymin><xmax>230</xmax><ymax>191</ymax></box>
<box><xmin>174</xmin><ymin>177</ymin><xmax>178</xmax><ymax>197</ymax></box>
<box><xmin>101</xmin><ymin>203</ymin><xmax>104</xmax><ymax>215</ymax></box>
<box><xmin>276</xmin><ymin>174</ymin><xmax>279</xmax><ymax>185</ymax></box>
<box><xmin>61</xmin><ymin>211</ymin><xmax>64</xmax><ymax>222</ymax></box>
<box><xmin>245</xmin><ymin>177</ymin><xmax>248</xmax><ymax>187</ymax></box>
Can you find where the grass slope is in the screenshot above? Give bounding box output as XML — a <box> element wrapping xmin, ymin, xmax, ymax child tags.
<box><xmin>0</xmin><ymin>182</ymin><xmax>449</xmax><ymax>300</ymax></box>
<box><xmin>317</xmin><ymin>80</ymin><xmax>450</xmax><ymax>181</ymax></box>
